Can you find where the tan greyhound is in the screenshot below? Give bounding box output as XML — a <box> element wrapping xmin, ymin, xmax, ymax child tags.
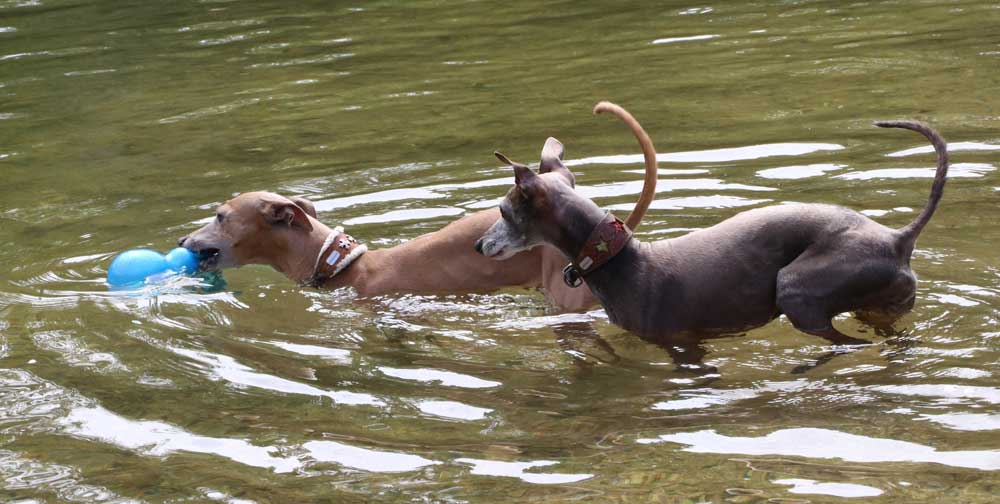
<box><xmin>178</xmin><ymin>103</ymin><xmax>658</xmax><ymax>310</ymax></box>
<box><xmin>476</xmin><ymin>108</ymin><xmax>948</xmax><ymax>347</ymax></box>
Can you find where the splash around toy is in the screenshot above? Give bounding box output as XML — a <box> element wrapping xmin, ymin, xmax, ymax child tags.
<box><xmin>107</xmin><ymin>247</ymin><xmax>200</xmax><ymax>287</ymax></box>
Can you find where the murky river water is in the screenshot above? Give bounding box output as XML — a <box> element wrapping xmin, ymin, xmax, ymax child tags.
<box><xmin>2</xmin><ymin>0</ymin><xmax>999</xmax><ymax>502</ymax></box>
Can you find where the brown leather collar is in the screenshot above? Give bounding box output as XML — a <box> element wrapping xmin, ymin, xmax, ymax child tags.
<box><xmin>304</xmin><ymin>227</ymin><xmax>367</xmax><ymax>288</ymax></box>
<box><xmin>563</xmin><ymin>211</ymin><xmax>633</xmax><ymax>288</ymax></box>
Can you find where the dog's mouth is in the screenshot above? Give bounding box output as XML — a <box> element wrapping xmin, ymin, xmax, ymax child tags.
<box><xmin>197</xmin><ymin>248</ymin><xmax>221</xmax><ymax>270</ymax></box>
<box><xmin>483</xmin><ymin>245</ymin><xmax>514</xmax><ymax>260</ymax></box>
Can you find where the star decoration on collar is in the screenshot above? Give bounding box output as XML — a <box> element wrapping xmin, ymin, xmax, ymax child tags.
<box><xmin>612</xmin><ymin>220</ymin><xmax>626</xmax><ymax>232</ymax></box>
<box><xmin>595</xmin><ymin>240</ymin><xmax>610</xmax><ymax>253</ymax></box>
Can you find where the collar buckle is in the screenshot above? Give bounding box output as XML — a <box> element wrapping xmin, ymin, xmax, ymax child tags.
<box><xmin>562</xmin><ymin>263</ymin><xmax>584</xmax><ymax>288</ymax></box>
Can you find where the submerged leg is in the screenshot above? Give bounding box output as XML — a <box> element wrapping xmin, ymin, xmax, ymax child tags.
<box><xmin>660</xmin><ymin>337</ymin><xmax>718</xmax><ymax>376</ymax></box>
<box><xmin>553</xmin><ymin>321</ymin><xmax>619</xmax><ymax>366</ymax></box>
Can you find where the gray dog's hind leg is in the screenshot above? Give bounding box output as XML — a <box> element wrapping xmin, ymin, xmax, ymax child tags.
<box><xmin>774</xmin><ymin>259</ymin><xmax>881</xmax><ymax>346</ymax></box>
<box><xmin>780</xmin><ymin>306</ymin><xmax>869</xmax><ymax>346</ymax></box>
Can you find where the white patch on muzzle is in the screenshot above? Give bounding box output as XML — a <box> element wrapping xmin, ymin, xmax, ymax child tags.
<box><xmin>479</xmin><ymin>218</ymin><xmax>534</xmax><ymax>260</ymax></box>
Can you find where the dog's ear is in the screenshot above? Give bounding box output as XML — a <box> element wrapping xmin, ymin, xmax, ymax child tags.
<box><xmin>496</xmin><ymin>151</ymin><xmax>539</xmax><ymax>194</ymax></box>
<box><xmin>495</xmin><ymin>151</ymin><xmax>526</xmax><ymax>169</ymax></box>
<box><xmin>539</xmin><ymin>137</ymin><xmax>575</xmax><ymax>187</ymax></box>
<box><xmin>290</xmin><ymin>196</ymin><xmax>318</xmax><ymax>219</ymax></box>
<box><xmin>538</xmin><ymin>137</ymin><xmax>564</xmax><ymax>171</ymax></box>
<box><xmin>260</xmin><ymin>198</ymin><xmax>313</xmax><ymax>231</ymax></box>
<box><xmin>512</xmin><ymin>164</ymin><xmax>539</xmax><ymax>190</ymax></box>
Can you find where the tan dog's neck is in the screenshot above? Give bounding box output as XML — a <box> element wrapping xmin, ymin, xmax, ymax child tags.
<box><xmin>316</xmin><ymin>248</ymin><xmax>372</xmax><ymax>291</ymax></box>
<box><xmin>281</xmin><ymin>219</ymin><xmax>379</xmax><ymax>289</ymax></box>
<box><xmin>270</xmin><ymin>219</ymin><xmax>335</xmax><ymax>284</ymax></box>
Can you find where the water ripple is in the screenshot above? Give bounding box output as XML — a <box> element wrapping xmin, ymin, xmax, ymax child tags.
<box><xmin>302</xmin><ymin>440</ymin><xmax>438</xmax><ymax>472</ymax></box>
<box><xmin>774</xmin><ymin>478</ymin><xmax>883</xmax><ymax>498</ymax></box>
<box><xmin>31</xmin><ymin>331</ymin><xmax>128</xmax><ymax>374</ymax></box>
<box><xmin>59</xmin><ymin>405</ymin><xmax>299</xmax><ymax>473</ymax></box>
<box><xmin>378</xmin><ymin>367</ymin><xmax>500</xmax><ymax>389</ymax></box>
<box><xmin>640</xmin><ymin>427</ymin><xmax>1000</xmax><ymax>471</ymax></box>
<box><xmin>888</xmin><ymin>141</ymin><xmax>1000</xmax><ymax>157</ymax></box>
<box><xmin>343</xmin><ymin>207</ymin><xmax>464</xmax><ymax>226</ymax></box>
<box><xmin>836</xmin><ymin>163</ymin><xmax>995</xmax><ymax>180</ymax></box>
<box><xmin>756</xmin><ymin>163</ymin><xmax>846</xmax><ymax>179</ymax></box>
<box><xmin>169</xmin><ymin>346</ymin><xmax>382</xmax><ymax>406</ymax></box>
<box><xmin>414</xmin><ymin>399</ymin><xmax>492</xmax><ymax>421</ymax></box>
<box><xmin>0</xmin><ymin>449</ymin><xmax>135</xmax><ymax>503</ymax></box>
<box><xmin>565</xmin><ymin>143</ymin><xmax>844</xmax><ymax>166</ymax></box>
<box><xmin>652</xmin><ymin>34</ymin><xmax>720</xmax><ymax>44</ymax></box>
<box><xmin>455</xmin><ymin>458</ymin><xmax>593</xmax><ymax>484</ymax></box>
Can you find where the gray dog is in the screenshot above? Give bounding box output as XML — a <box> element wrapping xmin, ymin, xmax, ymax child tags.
<box><xmin>475</xmin><ymin>120</ymin><xmax>947</xmax><ymax>352</ymax></box>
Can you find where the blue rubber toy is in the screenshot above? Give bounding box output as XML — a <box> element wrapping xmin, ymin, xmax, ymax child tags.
<box><xmin>107</xmin><ymin>247</ymin><xmax>199</xmax><ymax>287</ymax></box>
<box><xmin>165</xmin><ymin>247</ymin><xmax>200</xmax><ymax>274</ymax></box>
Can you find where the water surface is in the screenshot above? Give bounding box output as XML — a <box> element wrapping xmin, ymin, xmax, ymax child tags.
<box><xmin>1</xmin><ymin>0</ymin><xmax>999</xmax><ymax>502</ymax></box>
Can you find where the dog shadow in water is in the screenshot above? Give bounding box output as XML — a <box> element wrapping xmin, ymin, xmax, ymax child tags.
<box><xmin>553</xmin><ymin>321</ymin><xmax>720</xmax><ymax>376</ymax></box>
<box><xmin>555</xmin><ymin>318</ymin><xmax>912</xmax><ymax>376</ymax></box>
<box><xmin>790</xmin><ymin>310</ymin><xmax>923</xmax><ymax>374</ymax></box>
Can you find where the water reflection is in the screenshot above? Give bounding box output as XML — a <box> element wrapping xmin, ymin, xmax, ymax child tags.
<box><xmin>0</xmin><ymin>449</ymin><xmax>133</xmax><ymax>503</ymax></box>
<box><xmin>756</xmin><ymin>163</ymin><xmax>845</xmax><ymax>179</ymax></box>
<box><xmin>59</xmin><ymin>406</ymin><xmax>300</xmax><ymax>473</ymax></box>
<box><xmin>343</xmin><ymin>207</ymin><xmax>464</xmax><ymax>225</ymax></box>
<box><xmin>564</xmin><ymin>143</ymin><xmax>844</xmax><ymax>165</ymax></box>
<box><xmin>871</xmin><ymin>384</ymin><xmax>999</xmax><ymax>404</ymax></box>
<box><xmin>887</xmin><ymin>141</ymin><xmax>1000</xmax><ymax>157</ymax></box>
<box><xmin>255</xmin><ymin>340</ymin><xmax>353</xmax><ymax>364</ymax></box>
<box><xmin>199</xmin><ymin>488</ymin><xmax>256</xmax><ymax>504</ymax></box>
<box><xmin>641</xmin><ymin>427</ymin><xmax>1000</xmax><ymax>470</ymax></box>
<box><xmin>577</xmin><ymin>178</ymin><xmax>775</xmax><ymax>199</ymax></box>
<box><xmin>30</xmin><ymin>331</ymin><xmax>128</xmax><ymax>373</ymax></box>
<box><xmin>377</xmin><ymin>367</ymin><xmax>500</xmax><ymax>389</ymax></box>
<box><xmin>302</xmin><ymin>440</ymin><xmax>438</xmax><ymax>472</ymax></box>
<box><xmin>652</xmin><ymin>34</ymin><xmax>719</xmax><ymax>44</ymax></box>
<box><xmin>169</xmin><ymin>346</ymin><xmax>381</xmax><ymax>406</ymax></box>
<box><xmin>773</xmin><ymin>478</ymin><xmax>883</xmax><ymax>498</ymax></box>
<box><xmin>835</xmin><ymin>162</ymin><xmax>995</xmax><ymax>180</ymax></box>
<box><xmin>312</xmin><ymin>187</ymin><xmax>445</xmax><ymax>212</ymax></box>
<box><xmin>455</xmin><ymin>458</ymin><xmax>593</xmax><ymax>485</ymax></box>
<box><xmin>915</xmin><ymin>412</ymin><xmax>1000</xmax><ymax>432</ymax></box>
<box><xmin>610</xmin><ymin>195</ymin><xmax>771</xmax><ymax>211</ymax></box>
<box><xmin>414</xmin><ymin>399</ymin><xmax>492</xmax><ymax>421</ymax></box>
<box><xmin>651</xmin><ymin>380</ymin><xmax>811</xmax><ymax>411</ymax></box>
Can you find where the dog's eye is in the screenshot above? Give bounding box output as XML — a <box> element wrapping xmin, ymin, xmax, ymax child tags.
<box><xmin>499</xmin><ymin>206</ymin><xmax>512</xmax><ymax>222</ymax></box>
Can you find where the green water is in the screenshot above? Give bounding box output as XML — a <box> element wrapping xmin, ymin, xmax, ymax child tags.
<box><xmin>2</xmin><ymin>0</ymin><xmax>999</xmax><ymax>502</ymax></box>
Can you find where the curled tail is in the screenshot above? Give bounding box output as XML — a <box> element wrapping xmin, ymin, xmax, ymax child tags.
<box><xmin>593</xmin><ymin>101</ymin><xmax>658</xmax><ymax>231</ymax></box>
<box><xmin>875</xmin><ymin>120</ymin><xmax>948</xmax><ymax>246</ymax></box>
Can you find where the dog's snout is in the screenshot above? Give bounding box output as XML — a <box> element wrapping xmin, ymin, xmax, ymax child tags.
<box><xmin>474</xmin><ymin>238</ymin><xmax>485</xmax><ymax>255</ymax></box>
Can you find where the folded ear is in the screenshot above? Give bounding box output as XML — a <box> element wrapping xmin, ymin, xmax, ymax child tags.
<box><xmin>539</xmin><ymin>137</ymin><xmax>575</xmax><ymax>187</ymax></box>
<box><xmin>289</xmin><ymin>196</ymin><xmax>318</xmax><ymax>218</ymax></box>
<box><xmin>260</xmin><ymin>198</ymin><xmax>313</xmax><ymax>231</ymax></box>
<box><xmin>495</xmin><ymin>151</ymin><xmax>526</xmax><ymax>168</ymax></box>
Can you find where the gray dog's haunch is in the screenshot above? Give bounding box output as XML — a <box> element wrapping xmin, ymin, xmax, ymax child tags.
<box><xmin>476</xmin><ymin>105</ymin><xmax>948</xmax><ymax>350</ymax></box>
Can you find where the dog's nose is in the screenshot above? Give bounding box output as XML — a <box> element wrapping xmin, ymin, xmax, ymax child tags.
<box><xmin>177</xmin><ymin>235</ymin><xmax>188</xmax><ymax>247</ymax></box>
<box><xmin>474</xmin><ymin>238</ymin><xmax>484</xmax><ymax>255</ymax></box>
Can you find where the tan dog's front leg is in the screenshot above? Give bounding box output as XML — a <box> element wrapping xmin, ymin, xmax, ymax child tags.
<box><xmin>540</xmin><ymin>245</ymin><xmax>598</xmax><ymax>312</ymax></box>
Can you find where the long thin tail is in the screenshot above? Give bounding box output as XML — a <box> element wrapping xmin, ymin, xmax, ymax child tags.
<box><xmin>874</xmin><ymin>120</ymin><xmax>948</xmax><ymax>245</ymax></box>
<box><xmin>593</xmin><ymin>101</ymin><xmax>658</xmax><ymax>231</ymax></box>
